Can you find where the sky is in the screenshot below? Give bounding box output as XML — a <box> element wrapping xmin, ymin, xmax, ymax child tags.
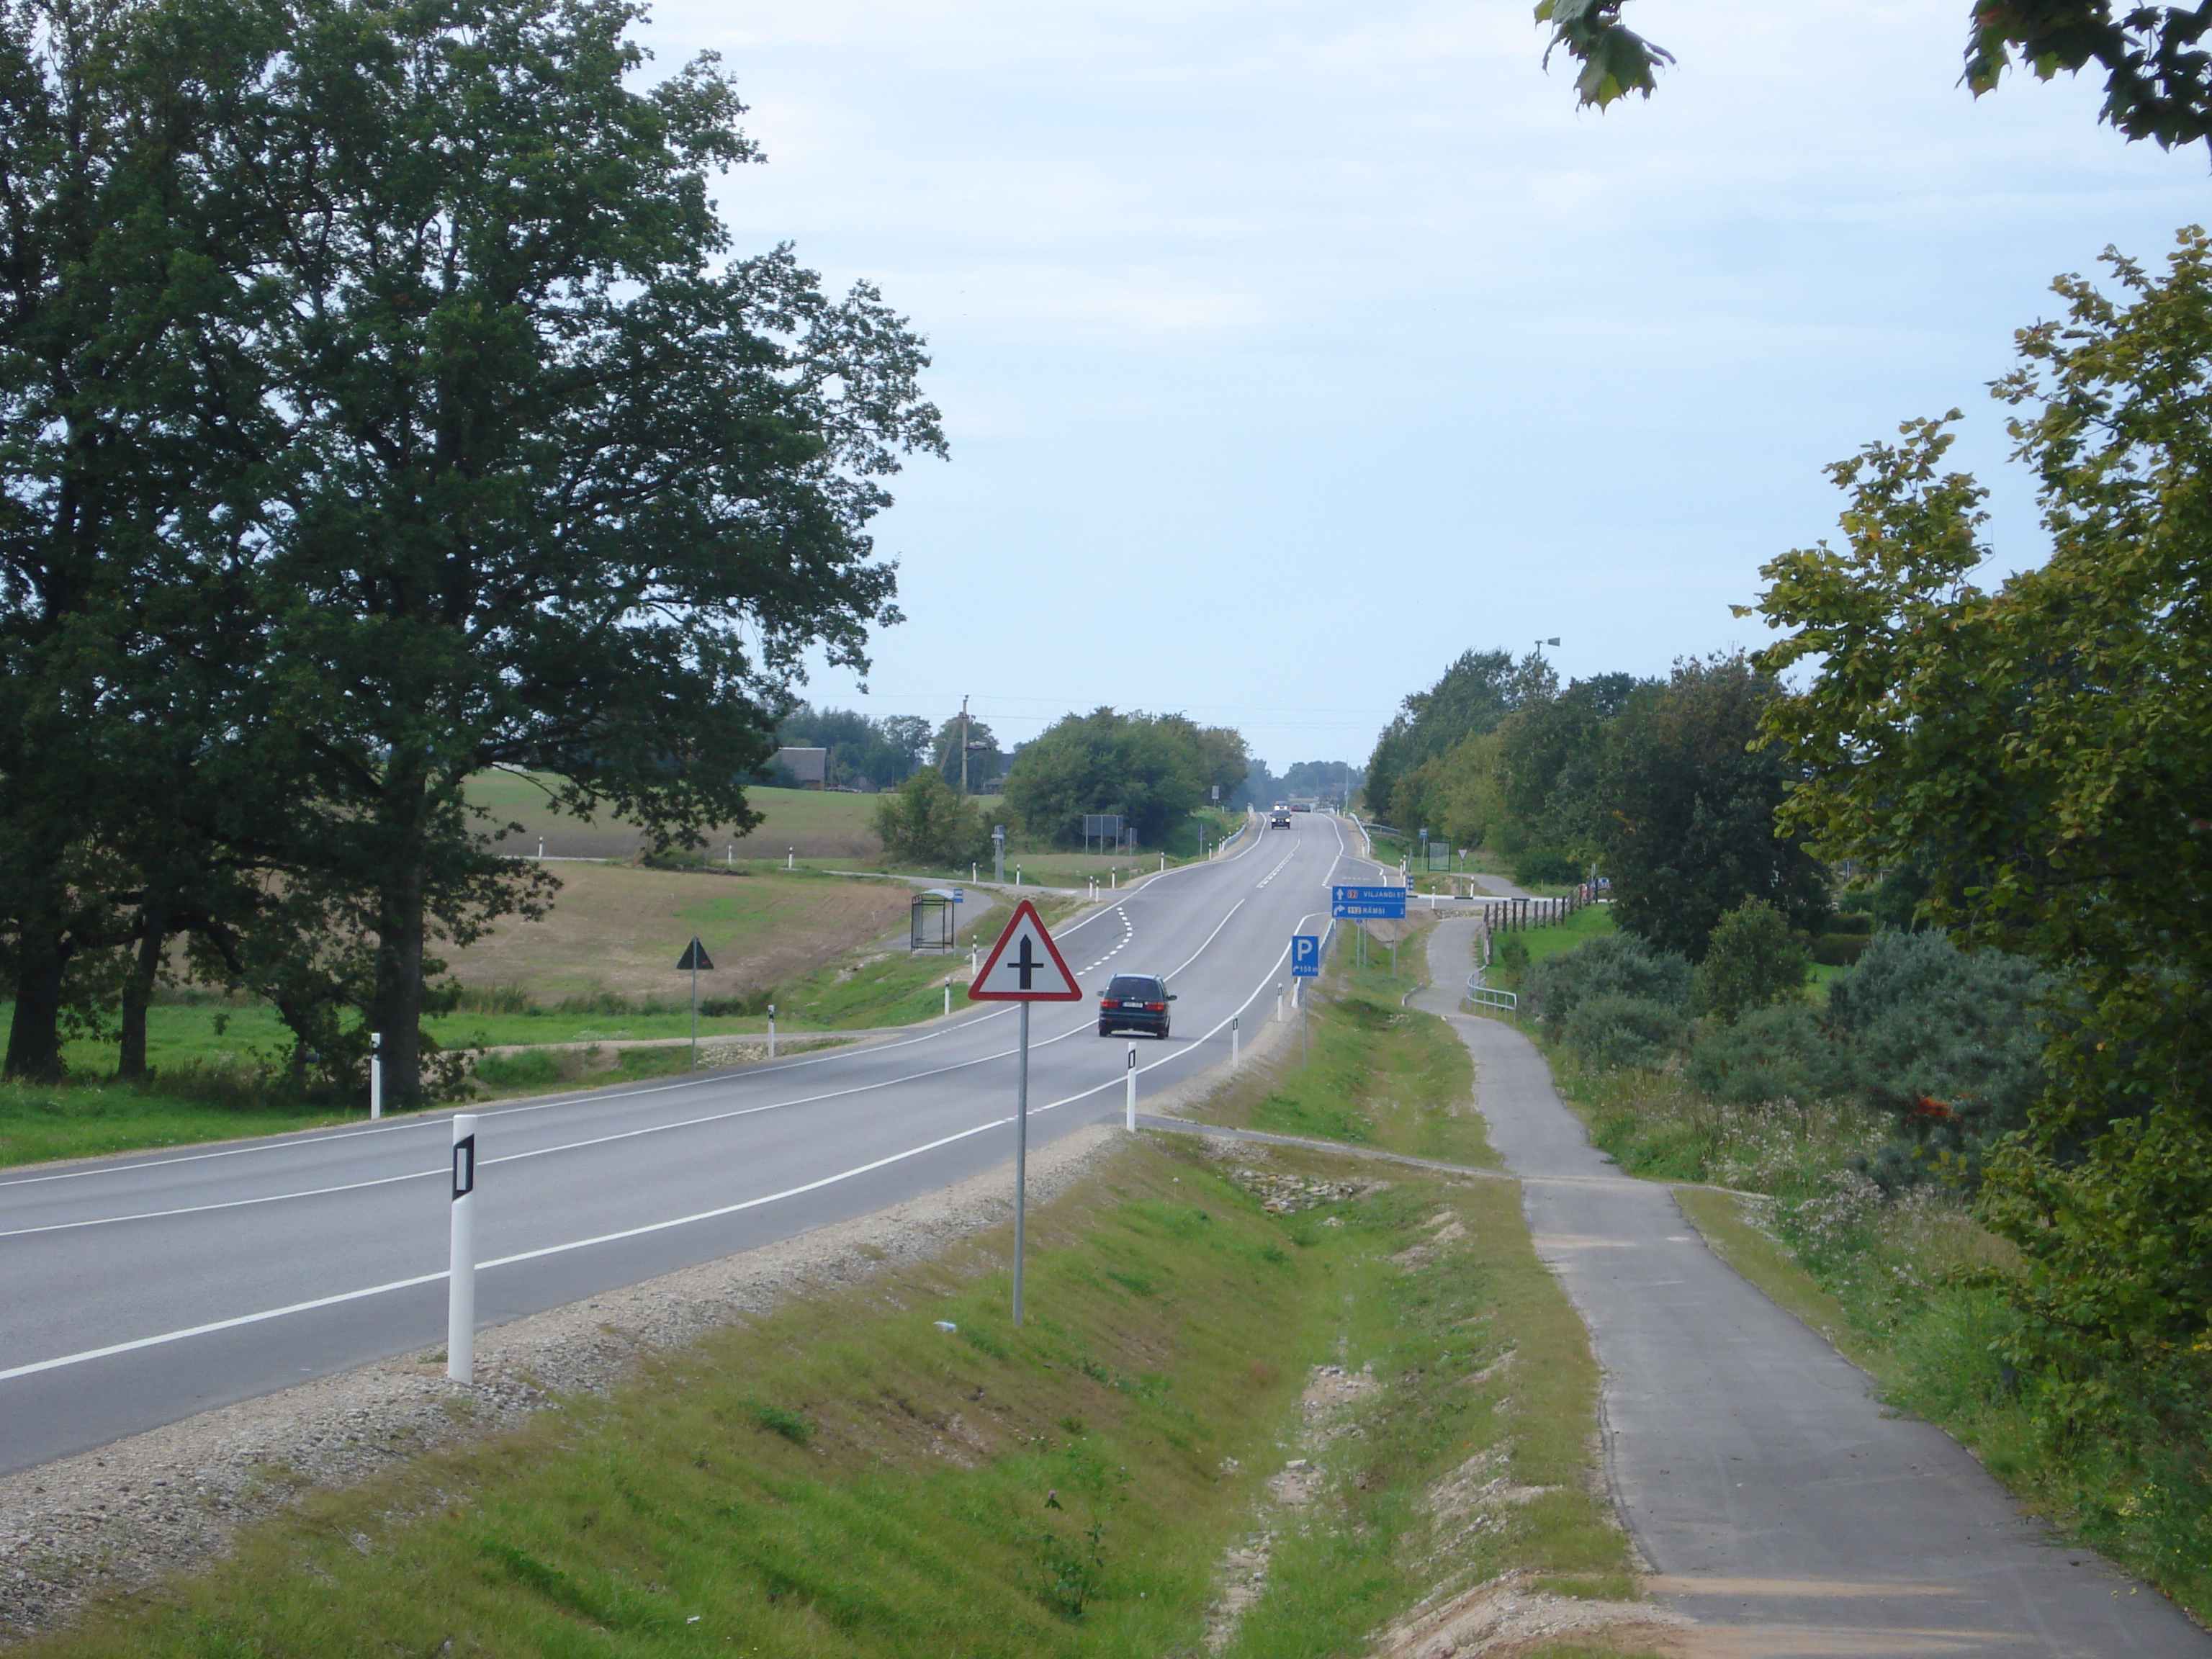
<box><xmin>646</xmin><ymin>0</ymin><xmax>2207</xmax><ymax>775</ymax></box>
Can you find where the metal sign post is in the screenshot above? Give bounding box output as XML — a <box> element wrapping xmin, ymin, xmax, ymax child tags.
<box><xmin>967</xmin><ymin>899</ymin><xmax>1084</xmax><ymax>1327</ymax></box>
<box><xmin>447</xmin><ymin>1114</ymin><xmax>479</xmax><ymax>1384</ymax></box>
<box><xmin>676</xmin><ymin>938</ymin><xmax>714</xmax><ymax>1070</ymax></box>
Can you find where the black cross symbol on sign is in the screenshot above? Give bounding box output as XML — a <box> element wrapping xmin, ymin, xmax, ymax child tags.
<box><xmin>1012</xmin><ymin>935</ymin><xmax>1045</xmax><ymax>990</ymax></box>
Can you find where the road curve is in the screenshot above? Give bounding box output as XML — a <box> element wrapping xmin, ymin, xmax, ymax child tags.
<box><xmin>0</xmin><ymin>814</ymin><xmax>1375</xmax><ymax>1476</ymax></box>
<box><xmin>1413</xmin><ymin>917</ymin><xmax>2208</xmax><ymax>1658</ymax></box>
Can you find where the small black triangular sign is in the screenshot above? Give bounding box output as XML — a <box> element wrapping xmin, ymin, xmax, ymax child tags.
<box><xmin>676</xmin><ymin>937</ymin><xmax>714</xmax><ymax>971</ymax></box>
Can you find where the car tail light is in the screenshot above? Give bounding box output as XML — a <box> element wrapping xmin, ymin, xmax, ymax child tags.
<box><xmin>1146</xmin><ymin>1001</ymin><xmax>1166</xmax><ymax>1012</ymax></box>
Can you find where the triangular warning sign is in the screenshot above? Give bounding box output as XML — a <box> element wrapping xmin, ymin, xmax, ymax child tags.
<box><xmin>676</xmin><ymin>937</ymin><xmax>714</xmax><ymax>971</ymax></box>
<box><xmin>968</xmin><ymin>899</ymin><xmax>1083</xmax><ymax>1002</ymax></box>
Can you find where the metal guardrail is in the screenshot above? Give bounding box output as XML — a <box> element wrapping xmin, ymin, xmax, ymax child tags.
<box><xmin>1465</xmin><ymin>976</ymin><xmax>1517</xmax><ymax>1012</ymax></box>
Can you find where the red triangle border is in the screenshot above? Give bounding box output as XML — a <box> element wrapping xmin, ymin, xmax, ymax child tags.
<box><xmin>967</xmin><ymin>898</ymin><xmax>1085</xmax><ymax>1002</ymax></box>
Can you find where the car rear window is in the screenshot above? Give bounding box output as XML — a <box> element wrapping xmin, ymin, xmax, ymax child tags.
<box><xmin>1106</xmin><ymin>976</ymin><xmax>1161</xmax><ymax>999</ymax></box>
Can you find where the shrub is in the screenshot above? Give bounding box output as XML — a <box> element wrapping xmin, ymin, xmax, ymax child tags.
<box><xmin>1561</xmin><ymin>992</ymin><xmax>1684</xmax><ymax>1070</ymax></box>
<box><xmin>1689</xmin><ymin>1002</ymin><xmax>1837</xmax><ymax>1106</ymax></box>
<box><xmin>873</xmin><ymin>770</ymin><xmax>988</xmax><ymax>867</ymax></box>
<box><xmin>1510</xmin><ymin>845</ymin><xmax>1583</xmax><ymax>886</ymax></box>
<box><xmin>1491</xmin><ymin>933</ymin><xmax>1529</xmax><ymax>977</ymax></box>
<box><xmin>1827</xmin><ymin>930</ymin><xmax>2053</xmax><ymax>1183</ymax></box>
<box><xmin>1523</xmin><ymin>933</ymin><xmax>1691</xmax><ymax>1027</ymax></box>
<box><xmin>1691</xmin><ymin>899</ymin><xmax>1810</xmax><ymax>1022</ymax></box>
<box><xmin>1827</xmin><ymin>911</ymin><xmax>1873</xmax><ymax>937</ymax></box>
<box><xmin>1810</xmin><ymin>933</ymin><xmax>1872</xmax><ymax>966</ymax></box>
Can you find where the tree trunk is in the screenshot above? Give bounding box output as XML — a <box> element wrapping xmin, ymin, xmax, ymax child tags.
<box><xmin>4</xmin><ymin>909</ymin><xmax>70</xmax><ymax>1082</ymax></box>
<box><xmin>117</xmin><ymin>904</ymin><xmax>168</xmax><ymax>1082</ymax></box>
<box><xmin>372</xmin><ymin>858</ymin><xmax>428</xmax><ymax>1107</ymax></box>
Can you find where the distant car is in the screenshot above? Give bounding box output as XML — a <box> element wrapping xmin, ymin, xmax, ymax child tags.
<box><xmin>1291</xmin><ymin>802</ymin><xmax>1311</xmax><ymax>813</ymax></box>
<box><xmin>1098</xmin><ymin>972</ymin><xmax>1175</xmax><ymax>1038</ymax></box>
<box><xmin>1269</xmin><ymin>807</ymin><xmax>1292</xmax><ymax>827</ymax></box>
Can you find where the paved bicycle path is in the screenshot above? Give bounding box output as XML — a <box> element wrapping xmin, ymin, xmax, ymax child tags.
<box><xmin>1414</xmin><ymin>917</ymin><xmax>2206</xmax><ymax>1658</ymax></box>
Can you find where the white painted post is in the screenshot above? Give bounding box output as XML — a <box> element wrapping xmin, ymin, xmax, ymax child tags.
<box><xmin>943</xmin><ymin>982</ymin><xmax>952</xmax><ymax>1017</ymax></box>
<box><xmin>970</xmin><ymin>941</ymin><xmax>979</xmax><ymax>976</ymax></box>
<box><xmin>971</xmin><ymin>862</ymin><xmax>978</xmax><ymax>883</ymax></box>
<box><xmin>786</xmin><ymin>846</ymin><xmax>794</xmax><ymax>871</ymax></box>
<box><xmin>767</xmin><ymin>1004</ymin><xmax>777</xmax><ymax>1060</ymax></box>
<box><xmin>369</xmin><ymin>1032</ymin><xmax>382</xmax><ymax>1120</ymax></box>
<box><xmin>1110</xmin><ymin>871</ymin><xmax>1116</xmax><ymax>890</ymax></box>
<box><xmin>536</xmin><ymin>836</ymin><xmax>544</xmax><ymax>859</ymax></box>
<box><xmin>1125</xmin><ymin>1043</ymin><xmax>1137</xmax><ymax>1132</ymax></box>
<box><xmin>446</xmin><ymin>1113</ymin><xmax>478</xmax><ymax>1385</ymax></box>
<box><xmin>1015</xmin><ymin>865</ymin><xmax>1022</xmax><ymax>887</ymax></box>
<box><xmin>1232</xmin><ymin>1015</ymin><xmax>1240</xmax><ymax>1068</ymax></box>
<box><xmin>726</xmin><ymin>843</ymin><xmax>732</xmax><ymax>868</ymax></box>
<box><xmin>1159</xmin><ymin>853</ymin><xmax>1165</xmax><ymax>872</ymax></box>
<box><xmin>1275</xmin><ymin>989</ymin><xmax>1284</xmax><ymax>1023</ymax></box>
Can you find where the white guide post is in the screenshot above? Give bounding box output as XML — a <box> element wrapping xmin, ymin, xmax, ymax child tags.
<box><xmin>1232</xmin><ymin>1015</ymin><xmax>1240</xmax><ymax>1068</ymax></box>
<box><xmin>767</xmin><ymin>1004</ymin><xmax>777</xmax><ymax>1060</ymax></box>
<box><xmin>446</xmin><ymin>1113</ymin><xmax>478</xmax><ymax>1385</ymax></box>
<box><xmin>786</xmin><ymin>846</ymin><xmax>793</xmax><ymax>870</ymax></box>
<box><xmin>944</xmin><ymin>982</ymin><xmax>952</xmax><ymax>1017</ymax></box>
<box><xmin>1125</xmin><ymin>1043</ymin><xmax>1137</xmax><ymax>1132</ymax></box>
<box><xmin>369</xmin><ymin>1032</ymin><xmax>382</xmax><ymax>1120</ymax></box>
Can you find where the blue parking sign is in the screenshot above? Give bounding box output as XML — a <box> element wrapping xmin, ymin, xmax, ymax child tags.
<box><xmin>1291</xmin><ymin>934</ymin><xmax>1321</xmax><ymax>977</ymax></box>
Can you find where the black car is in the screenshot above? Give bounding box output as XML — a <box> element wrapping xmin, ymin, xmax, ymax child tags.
<box><xmin>1268</xmin><ymin>807</ymin><xmax>1292</xmax><ymax>827</ymax></box>
<box><xmin>1098</xmin><ymin>973</ymin><xmax>1176</xmax><ymax>1038</ymax></box>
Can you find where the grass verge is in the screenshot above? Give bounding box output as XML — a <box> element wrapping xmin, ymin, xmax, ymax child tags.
<box><xmin>1187</xmin><ymin>926</ymin><xmax>1496</xmax><ymax>1167</ymax></box>
<box><xmin>0</xmin><ymin>1081</ymin><xmax>351</xmax><ymax>1169</ymax></box>
<box><xmin>23</xmin><ymin>1134</ymin><xmax>1635</xmax><ymax>1658</ymax></box>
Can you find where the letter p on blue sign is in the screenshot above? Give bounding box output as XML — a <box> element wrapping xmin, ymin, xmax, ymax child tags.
<box><xmin>1291</xmin><ymin>934</ymin><xmax>1321</xmax><ymax>978</ymax></box>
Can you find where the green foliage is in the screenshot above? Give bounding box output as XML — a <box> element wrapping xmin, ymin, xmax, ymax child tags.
<box><xmin>1365</xmin><ymin>648</ymin><xmax>1553</xmax><ymax>830</ymax></box>
<box><xmin>1543</xmin><ymin>2</ymin><xmax>2212</xmax><ymax>152</ymax></box>
<box><xmin>1521</xmin><ymin>932</ymin><xmax>1690</xmax><ymax>1029</ymax></box>
<box><xmin>1492</xmin><ymin>934</ymin><xmax>1530</xmax><ymax>977</ymax></box>
<box><xmin>1000</xmin><ymin>708</ymin><xmax>1244</xmax><ymax>846</ymax></box>
<box><xmin>871</xmin><ymin>770</ymin><xmax>988</xmax><ymax>868</ymax></box>
<box><xmin>1827</xmin><ymin>931</ymin><xmax>2054</xmax><ymax>1186</ymax></box>
<box><xmin>774</xmin><ymin>702</ymin><xmax>930</xmax><ymax>789</ymax></box>
<box><xmin>1560</xmin><ymin>992</ymin><xmax>1682</xmax><ymax>1071</ymax></box>
<box><xmin>1593</xmin><ymin>654</ymin><xmax>1830</xmax><ymax>961</ymax></box>
<box><xmin>1809</xmin><ymin>933</ymin><xmax>1871</xmax><ymax>967</ymax></box>
<box><xmin>1691</xmin><ymin>899</ymin><xmax>1809</xmax><ymax>1022</ymax></box>
<box><xmin>1</xmin><ymin>0</ymin><xmax>945</xmax><ymax>1107</ymax></box>
<box><xmin>1535</xmin><ymin>0</ymin><xmax>1675</xmax><ymax>109</ymax></box>
<box><xmin>1748</xmin><ymin>231</ymin><xmax>2212</xmax><ymax>1382</ymax></box>
<box><xmin>1687</xmin><ymin>1002</ymin><xmax>1836</xmax><ymax>1107</ymax></box>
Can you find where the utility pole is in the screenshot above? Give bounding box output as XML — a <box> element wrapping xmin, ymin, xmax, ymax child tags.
<box><xmin>959</xmin><ymin>693</ymin><xmax>970</xmax><ymax>798</ymax></box>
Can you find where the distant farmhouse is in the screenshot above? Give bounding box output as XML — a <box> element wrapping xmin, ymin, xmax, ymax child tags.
<box><xmin>770</xmin><ymin>746</ymin><xmax>829</xmax><ymax>789</ymax></box>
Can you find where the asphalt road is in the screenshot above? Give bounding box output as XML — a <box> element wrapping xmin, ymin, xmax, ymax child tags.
<box><xmin>0</xmin><ymin>811</ymin><xmax>1390</xmax><ymax>1477</ymax></box>
<box><xmin>1414</xmin><ymin>918</ymin><xmax>2211</xmax><ymax>1658</ymax></box>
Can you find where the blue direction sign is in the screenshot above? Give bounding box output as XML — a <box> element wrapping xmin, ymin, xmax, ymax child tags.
<box><xmin>1331</xmin><ymin>883</ymin><xmax>1406</xmax><ymax>920</ymax></box>
<box><xmin>1291</xmin><ymin>934</ymin><xmax>1321</xmax><ymax>977</ymax></box>
<box><xmin>950</xmin><ymin>887</ymin><xmax>966</xmax><ymax>904</ymax></box>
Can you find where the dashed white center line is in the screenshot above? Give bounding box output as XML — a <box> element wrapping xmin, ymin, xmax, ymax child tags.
<box><xmin>1079</xmin><ymin>905</ymin><xmax>1136</xmax><ymax>975</ymax></box>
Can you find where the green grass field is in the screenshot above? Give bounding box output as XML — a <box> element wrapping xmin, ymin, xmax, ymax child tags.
<box><xmin>1485</xmin><ymin>900</ymin><xmax>1616</xmax><ymax>992</ymax></box>
<box><xmin>25</xmin><ymin>1077</ymin><xmax>1635</xmax><ymax>1658</ymax></box>
<box><xmin>467</xmin><ymin>774</ymin><xmax>903</xmax><ymax>860</ymax></box>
